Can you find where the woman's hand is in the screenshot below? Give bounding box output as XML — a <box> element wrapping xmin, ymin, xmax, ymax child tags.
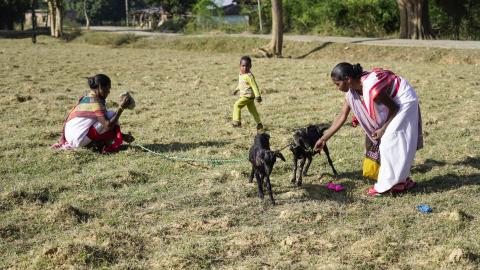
<box><xmin>314</xmin><ymin>138</ymin><xmax>326</xmax><ymax>152</ymax></box>
<box><xmin>119</xmin><ymin>95</ymin><xmax>130</xmax><ymax>109</ymax></box>
<box><xmin>372</xmin><ymin>127</ymin><xmax>386</xmax><ymax>140</ymax></box>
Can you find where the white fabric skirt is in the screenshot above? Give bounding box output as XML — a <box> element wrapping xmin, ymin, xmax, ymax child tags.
<box><xmin>374</xmin><ymin>100</ymin><xmax>419</xmax><ymax>193</ymax></box>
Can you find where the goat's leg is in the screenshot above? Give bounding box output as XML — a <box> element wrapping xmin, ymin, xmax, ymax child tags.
<box><xmin>291</xmin><ymin>157</ymin><xmax>298</xmax><ymax>184</ymax></box>
<box><xmin>323</xmin><ymin>144</ymin><xmax>338</xmax><ymax>176</ymax></box>
<box><xmin>297</xmin><ymin>158</ymin><xmax>306</xmax><ymax>186</ymax></box>
<box><xmin>303</xmin><ymin>155</ymin><xmax>313</xmax><ymax>176</ymax></box>
<box><xmin>255</xmin><ymin>172</ymin><xmax>264</xmax><ymax>199</ymax></box>
<box><xmin>249</xmin><ymin>165</ymin><xmax>255</xmax><ymax>183</ymax></box>
<box><xmin>265</xmin><ymin>174</ymin><xmax>276</xmax><ymax>205</ymax></box>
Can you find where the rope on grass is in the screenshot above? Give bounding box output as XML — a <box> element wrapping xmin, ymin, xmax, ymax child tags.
<box><xmin>132</xmin><ymin>142</ymin><xmax>248</xmax><ymax>165</ymax></box>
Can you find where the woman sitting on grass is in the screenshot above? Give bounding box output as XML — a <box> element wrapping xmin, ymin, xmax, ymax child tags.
<box><xmin>52</xmin><ymin>74</ymin><xmax>134</xmax><ymax>153</ymax></box>
<box><xmin>314</xmin><ymin>63</ymin><xmax>423</xmax><ymax>196</ymax></box>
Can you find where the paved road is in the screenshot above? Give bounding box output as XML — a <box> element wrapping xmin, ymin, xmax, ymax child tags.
<box><xmin>86</xmin><ymin>26</ymin><xmax>480</xmax><ymax>50</ymax></box>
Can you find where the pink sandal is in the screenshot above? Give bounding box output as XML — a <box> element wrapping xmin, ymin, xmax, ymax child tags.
<box><xmin>391</xmin><ymin>178</ymin><xmax>416</xmax><ymax>193</ymax></box>
<box><xmin>327</xmin><ymin>181</ymin><xmax>345</xmax><ymax>192</ymax></box>
<box><xmin>367</xmin><ymin>186</ymin><xmax>382</xmax><ymax>197</ymax></box>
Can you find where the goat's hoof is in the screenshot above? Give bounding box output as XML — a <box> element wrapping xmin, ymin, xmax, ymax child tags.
<box><xmin>271</xmin><ymin>200</ymin><xmax>276</xmax><ymax>205</ymax></box>
<box><xmin>296</xmin><ymin>182</ymin><xmax>303</xmax><ymax>187</ymax></box>
<box><xmin>290</xmin><ymin>178</ymin><xmax>296</xmax><ymax>184</ymax></box>
<box><xmin>302</xmin><ymin>172</ymin><xmax>308</xmax><ymax>177</ymax></box>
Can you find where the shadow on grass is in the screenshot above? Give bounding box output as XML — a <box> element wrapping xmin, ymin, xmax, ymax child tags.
<box><xmin>295</xmin><ymin>42</ymin><xmax>332</xmax><ymax>59</ymax></box>
<box><xmin>412</xmin><ymin>158</ymin><xmax>447</xmax><ymax>173</ymax></box>
<box><xmin>302</xmin><ymin>183</ymin><xmax>355</xmax><ymax>203</ymax></box>
<box><xmin>0</xmin><ymin>28</ymin><xmax>49</xmax><ymax>39</ymax></box>
<box><xmin>142</xmin><ymin>140</ymin><xmax>231</xmax><ymax>153</ymax></box>
<box><xmin>454</xmin><ymin>156</ymin><xmax>480</xmax><ymax>170</ymax></box>
<box><xmin>350</xmin><ymin>37</ymin><xmax>388</xmax><ymax>44</ymax></box>
<box><xmin>413</xmin><ymin>172</ymin><xmax>480</xmax><ymax>194</ymax></box>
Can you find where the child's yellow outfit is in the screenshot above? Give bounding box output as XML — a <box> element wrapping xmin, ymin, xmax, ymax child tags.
<box><xmin>232</xmin><ymin>72</ymin><xmax>261</xmax><ymax>124</ymax></box>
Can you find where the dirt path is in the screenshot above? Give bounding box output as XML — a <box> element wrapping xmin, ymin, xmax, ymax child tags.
<box><xmin>86</xmin><ymin>26</ymin><xmax>480</xmax><ymax>50</ymax></box>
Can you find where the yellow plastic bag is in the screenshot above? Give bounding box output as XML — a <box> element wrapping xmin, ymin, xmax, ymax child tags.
<box><xmin>363</xmin><ymin>140</ymin><xmax>380</xmax><ymax>181</ymax></box>
<box><xmin>363</xmin><ymin>157</ymin><xmax>380</xmax><ymax>180</ymax></box>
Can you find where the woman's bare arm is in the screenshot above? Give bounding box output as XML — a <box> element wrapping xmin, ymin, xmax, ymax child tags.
<box><xmin>314</xmin><ymin>100</ymin><xmax>350</xmax><ymax>151</ymax></box>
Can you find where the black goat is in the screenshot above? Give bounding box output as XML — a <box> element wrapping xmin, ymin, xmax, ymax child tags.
<box><xmin>290</xmin><ymin>124</ymin><xmax>338</xmax><ymax>186</ymax></box>
<box><xmin>248</xmin><ymin>133</ymin><xmax>286</xmax><ymax>205</ymax></box>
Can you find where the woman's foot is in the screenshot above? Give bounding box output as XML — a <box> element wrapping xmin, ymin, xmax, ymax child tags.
<box><xmin>367</xmin><ymin>186</ymin><xmax>382</xmax><ymax>197</ymax></box>
<box><xmin>122</xmin><ymin>132</ymin><xmax>135</xmax><ymax>143</ymax></box>
<box><xmin>391</xmin><ymin>178</ymin><xmax>416</xmax><ymax>193</ymax></box>
<box><xmin>256</xmin><ymin>123</ymin><xmax>264</xmax><ymax>130</ymax></box>
<box><xmin>232</xmin><ymin>121</ymin><xmax>241</xmax><ymax>128</ymax></box>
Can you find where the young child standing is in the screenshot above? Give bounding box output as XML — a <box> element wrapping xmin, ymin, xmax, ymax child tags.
<box><xmin>232</xmin><ymin>56</ymin><xmax>263</xmax><ymax>130</ymax></box>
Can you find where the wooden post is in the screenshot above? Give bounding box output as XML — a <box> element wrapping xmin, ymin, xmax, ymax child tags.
<box><xmin>31</xmin><ymin>0</ymin><xmax>37</xmax><ymax>44</ymax></box>
<box><xmin>125</xmin><ymin>0</ymin><xmax>129</xmax><ymax>27</ymax></box>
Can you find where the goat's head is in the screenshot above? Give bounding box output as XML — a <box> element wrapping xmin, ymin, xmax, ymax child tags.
<box><xmin>254</xmin><ymin>132</ymin><xmax>271</xmax><ymax>149</ymax></box>
<box><xmin>255</xmin><ymin>150</ymin><xmax>286</xmax><ymax>174</ymax></box>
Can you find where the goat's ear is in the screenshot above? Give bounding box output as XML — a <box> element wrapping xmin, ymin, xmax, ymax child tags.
<box><xmin>275</xmin><ymin>151</ymin><xmax>286</xmax><ymax>162</ymax></box>
<box><xmin>255</xmin><ymin>152</ymin><xmax>265</xmax><ymax>166</ymax></box>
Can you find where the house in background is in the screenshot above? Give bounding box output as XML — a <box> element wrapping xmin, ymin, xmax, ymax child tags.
<box><xmin>24</xmin><ymin>9</ymin><xmax>49</xmax><ymax>28</ymax></box>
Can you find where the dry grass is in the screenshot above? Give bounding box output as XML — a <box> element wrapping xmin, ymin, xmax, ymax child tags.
<box><xmin>0</xmin><ymin>33</ymin><xmax>479</xmax><ymax>269</ymax></box>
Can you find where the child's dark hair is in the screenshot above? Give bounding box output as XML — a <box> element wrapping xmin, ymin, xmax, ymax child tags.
<box><xmin>331</xmin><ymin>62</ymin><xmax>363</xmax><ymax>81</ymax></box>
<box><xmin>240</xmin><ymin>55</ymin><xmax>252</xmax><ymax>65</ymax></box>
<box><xmin>87</xmin><ymin>74</ymin><xmax>111</xmax><ymax>90</ymax></box>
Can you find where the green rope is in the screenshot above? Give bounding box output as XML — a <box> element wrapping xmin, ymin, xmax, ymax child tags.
<box><xmin>132</xmin><ymin>142</ymin><xmax>248</xmax><ymax>165</ymax></box>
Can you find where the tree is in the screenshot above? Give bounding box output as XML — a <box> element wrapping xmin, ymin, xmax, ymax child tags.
<box><xmin>435</xmin><ymin>0</ymin><xmax>469</xmax><ymax>40</ymax></box>
<box><xmin>397</xmin><ymin>0</ymin><xmax>434</xmax><ymax>39</ymax></box>
<box><xmin>0</xmin><ymin>0</ymin><xmax>31</xmax><ymax>30</ymax></box>
<box><xmin>83</xmin><ymin>0</ymin><xmax>90</xmax><ymax>29</ymax></box>
<box><xmin>260</xmin><ymin>0</ymin><xmax>283</xmax><ymax>57</ymax></box>
<box><xmin>46</xmin><ymin>0</ymin><xmax>63</xmax><ymax>37</ymax></box>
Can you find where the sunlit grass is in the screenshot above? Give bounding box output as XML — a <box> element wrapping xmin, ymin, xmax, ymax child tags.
<box><xmin>0</xmin><ymin>34</ymin><xmax>479</xmax><ymax>268</ymax></box>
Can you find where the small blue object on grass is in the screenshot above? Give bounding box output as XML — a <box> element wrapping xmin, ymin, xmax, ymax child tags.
<box><xmin>416</xmin><ymin>204</ymin><xmax>432</xmax><ymax>213</ymax></box>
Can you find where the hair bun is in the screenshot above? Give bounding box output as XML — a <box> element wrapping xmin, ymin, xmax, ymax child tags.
<box><xmin>87</xmin><ymin>77</ymin><xmax>97</xmax><ymax>89</ymax></box>
<box><xmin>352</xmin><ymin>63</ymin><xmax>363</xmax><ymax>77</ymax></box>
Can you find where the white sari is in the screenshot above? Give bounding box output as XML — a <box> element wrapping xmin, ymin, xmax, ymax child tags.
<box><xmin>346</xmin><ymin>69</ymin><xmax>423</xmax><ymax>192</ymax></box>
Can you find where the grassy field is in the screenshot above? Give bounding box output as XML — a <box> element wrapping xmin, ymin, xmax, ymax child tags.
<box><xmin>0</xmin><ymin>33</ymin><xmax>479</xmax><ymax>269</ymax></box>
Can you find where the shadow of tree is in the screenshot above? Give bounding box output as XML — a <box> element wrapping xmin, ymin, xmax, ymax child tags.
<box><xmin>295</xmin><ymin>42</ymin><xmax>332</xmax><ymax>59</ymax></box>
<box><xmin>350</xmin><ymin>38</ymin><xmax>388</xmax><ymax>44</ymax></box>
<box><xmin>454</xmin><ymin>156</ymin><xmax>480</xmax><ymax>170</ymax></box>
<box><xmin>142</xmin><ymin>140</ymin><xmax>230</xmax><ymax>153</ymax></box>
<box><xmin>0</xmin><ymin>28</ymin><xmax>49</xmax><ymax>39</ymax></box>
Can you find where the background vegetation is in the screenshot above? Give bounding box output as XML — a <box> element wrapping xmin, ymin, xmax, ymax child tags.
<box><xmin>0</xmin><ymin>33</ymin><xmax>479</xmax><ymax>268</ymax></box>
<box><xmin>3</xmin><ymin>0</ymin><xmax>480</xmax><ymax>40</ymax></box>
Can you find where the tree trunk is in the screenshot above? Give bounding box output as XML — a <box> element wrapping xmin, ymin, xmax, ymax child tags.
<box><xmin>125</xmin><ymin>0</ymin><xmax>129</xmax><ymax>27</ymax></box>
<box><xmin>260</xmin><ymin>0</ymin><xmax>283</xmax><ymax>57</ymax></box>
<box><xmin>31</xmin><ymin>0</ymin><xmax>37</xmax><ymax>43</ymax></box>
<box><xmin>257</xmin><ymin>0</ymin><xmax>263</xmax><ymax>32</ymax></box>
<box><xmin>47</xmin><ymin>0</ymin><xmax>63</xmax><ymax>37</ymax></box>
<box><xmin>47</xmin><ymin>1</ymin><xmax>56</xmax><ymax>36</ymax></box>
<box><xmin>397</xmin><ymin>0</ymin><xmax>434</xmax><ymax>39</ymax></box>
<box><xmin>83</xmin><ymin>0</ymin><xmax>90</xmax><ymax>29</ymax></box>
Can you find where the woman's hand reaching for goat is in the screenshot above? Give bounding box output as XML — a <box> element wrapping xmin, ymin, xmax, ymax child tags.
<box><xmin>314</xmin><ymin>137</ymin><xmax>326</xmax><ymax>153</ymax></box>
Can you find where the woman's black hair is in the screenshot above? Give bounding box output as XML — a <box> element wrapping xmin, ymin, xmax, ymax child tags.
<box><xmin>240</xmin><ymin>55</ymin><xmax>252</xmax><ymax>65</ymax></box>
<box><xmin>331</xmin><ymin>62</ymin><xmax>363</xmax><ymax>81</ymax></box>
<box><xmin>87</xmin><ymin>74</ymin><xmax>111</xmax><ymax>90</ymax></box>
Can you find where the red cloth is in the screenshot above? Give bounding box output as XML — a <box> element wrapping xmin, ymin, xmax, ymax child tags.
<box><xmin>87</xmin><ymin>125</ymin><xmax>123</xmax><ymax>153</ymax></box>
